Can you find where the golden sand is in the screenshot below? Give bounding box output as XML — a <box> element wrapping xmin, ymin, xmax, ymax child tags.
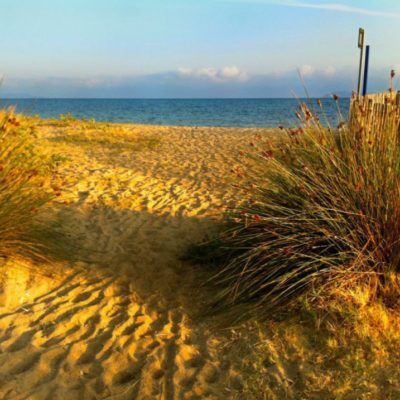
<box><xmin>0</xmin><ymin>121</ymin><xmax>269</xmax><ymax>399</ymax></box>
<box><xmin>1</xmin><ymin>120</ymin><xmax>400</xmax><ymax>400</ymax></box>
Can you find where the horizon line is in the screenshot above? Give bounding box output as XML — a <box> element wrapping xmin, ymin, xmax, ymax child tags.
<box><xmin>0</xmin><ymin>96</ymin><xmax>351</xmax><ymax>100</ymax></box>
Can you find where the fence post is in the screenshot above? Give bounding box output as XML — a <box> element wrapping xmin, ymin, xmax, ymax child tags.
<box><xmin>362</xmin><ymin>45</ymin><xmax>370</xmax><ymax>96</ymax></box>
<box><xmin>357</xmin><ymin>28</ymin><xmax>365</xmax><ymax>96</ymax></box>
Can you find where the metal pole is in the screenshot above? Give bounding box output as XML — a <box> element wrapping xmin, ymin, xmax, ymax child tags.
<box><xmin>362</xmin><ymin>45</ymin><xmax>370</xmax><ymax>96</ymax></box>
<box><xmin>357</xmin><ymin>28</ymin><xmax>365</xmax><ymax>95</ymax></box>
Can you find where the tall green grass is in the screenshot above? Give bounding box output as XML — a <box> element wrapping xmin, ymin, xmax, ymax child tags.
<box><xmin>202</xmin><ymin>96</ymin><xmax>400</xmax><ymax>315</ymax></box>
<box><xmin>0</xmin><ymin>110</ymin><xmax>54</xmax><ymax>260</ymax></box>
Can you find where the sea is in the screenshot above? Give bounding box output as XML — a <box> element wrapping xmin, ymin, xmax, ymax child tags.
<box><xmin>0</xmin><ymin>98</ymin><xmax>350</xmax><ymax>128</ymax></box>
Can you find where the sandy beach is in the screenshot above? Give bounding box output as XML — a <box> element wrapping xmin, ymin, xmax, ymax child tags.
<box><xmin>0</xmin><ymin>120</ymin><xmax>271</xmax><ymax>400</ymax></box>
<box><xmin>1</xmin><ymin>119</ymin><xmax>400</xmax><ymax>400</ymax></box>
<box><xmin>2</xmin><ymin>0</ymin><xmax>400</xmax><ymax>397</ymax></box>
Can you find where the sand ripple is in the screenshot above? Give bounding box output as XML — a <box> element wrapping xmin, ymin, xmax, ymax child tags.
<box><xmin>0</xmin><ymin>123</ymin><xmax>271</xmax><ymax>399</ymax></box>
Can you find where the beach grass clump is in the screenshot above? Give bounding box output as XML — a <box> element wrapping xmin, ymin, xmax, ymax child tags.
<box><xmin>203</xmin><ymin>96</ymin><xmax>400</xmax><ymax>315</ymax></box>
<box><xmin>0</xmin><ymin>109</ymin><xmax>55</xmax><ymax>260</ymax></box>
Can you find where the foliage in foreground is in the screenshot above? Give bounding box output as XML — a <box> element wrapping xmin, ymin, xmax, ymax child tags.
<box><xmin>235</xmin><ymin>290</ymin><xmax>400</xmax><ymax>400</ymax></box>
<box><xmin>0</xmin><ymin>109</ymin><xmax>55</xmax><ymax>260</ymax></box>
<box><xmin>200</xmin><ymin>95</ymin><xmax>400</xmax><ymax>315</ymax></box>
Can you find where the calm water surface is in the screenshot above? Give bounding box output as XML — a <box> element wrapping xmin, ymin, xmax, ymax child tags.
<box><xmin>0</xmin><ymin>98</ymin><xmax>350</xmax><ymax>128</ymax></box>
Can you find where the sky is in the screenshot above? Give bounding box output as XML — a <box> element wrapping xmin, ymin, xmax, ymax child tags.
<box><xmin>1</xmin><ymin>0</ymin><xmax>400</xmax><ymax>98</ymax></box>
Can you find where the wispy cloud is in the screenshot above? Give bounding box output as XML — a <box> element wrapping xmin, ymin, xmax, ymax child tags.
<box><xmin>221</xmin><ymin>0</ymin><xmax>400</xmax><ymax>18</ymax></box>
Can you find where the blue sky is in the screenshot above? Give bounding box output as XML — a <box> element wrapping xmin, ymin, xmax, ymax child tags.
<box><xmin>1</xmin><ymin>0</ymin><xmax>400</xmax><ymax>97</ymax></box>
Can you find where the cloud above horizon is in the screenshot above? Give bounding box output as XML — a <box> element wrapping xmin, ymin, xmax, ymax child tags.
<box><xmin>1</xmin><ymin>0</ymin><xmax>399</xmax><ymax>98</ymax></box>
<box><xmin>298</xmin><ymin>65</ymin><xmax>337</xmax><ymax>78</ymax></box>
<box><xmin>221</xmin><ymin>0</ymin><xmax>400</xmax><ymax>18</ymax></box>
<box><xmin>1</xmin><ymin>64</ymin><xmax>396</xmax><ymax>99</ymax></box>
<box><xmin>177</xmin><ymin>66</ymin><xmax>248</xmax><ymax>82</ymax></box>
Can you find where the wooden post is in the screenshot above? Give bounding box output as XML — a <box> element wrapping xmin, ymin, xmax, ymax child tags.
<box><xmin>357</xmin><ymin>28</ymin><xmax>365</xmax><ymax>96</ymax></box>
<box><xmin>362</xmin><ymin>45</ymin><xmax>370</xmax><ymax>96</ymax></box>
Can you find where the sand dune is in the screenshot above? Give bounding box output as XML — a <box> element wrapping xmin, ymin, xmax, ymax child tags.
<box><xmin>0</xmin><ymin>122</ymin><xmax>271</xmax><ymax>399</ymax></box>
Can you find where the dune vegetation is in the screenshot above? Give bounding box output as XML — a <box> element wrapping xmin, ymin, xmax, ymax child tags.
<box><xmin>185</xmin><ymin>92</ymin><xmax>400</xmax><ymax>398</ymax></box>
<box><xmin>192</xmin><ymin>94</ymin><xmax>400</xmax><ymax>319</ymax></box>
<box><xmin>0</xmin><ymin>110</ymin><xmax>58</xmax><ymax>261</ymax></box>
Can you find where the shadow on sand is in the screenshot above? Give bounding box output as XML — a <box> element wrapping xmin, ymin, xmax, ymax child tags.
<box><xmin>0</xmin><ymin>200</ymin><xmax>244</xmax><ymax>400</ymax></box>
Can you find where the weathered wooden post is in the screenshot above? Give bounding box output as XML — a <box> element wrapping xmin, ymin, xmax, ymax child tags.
<box><xmin>357</xmin><ymin>28</ymin><xmax>365</xmax><ymax>96</ymax></box>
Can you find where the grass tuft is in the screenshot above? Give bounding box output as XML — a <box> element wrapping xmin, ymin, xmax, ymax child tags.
<box><xmin>0</xmin><ymin>109</ymin><xmax>55</xmax><ymax>260</ymax></box>
<box><xmin>200</xmin><ymin>95</ymin><xmax>400</xmax><ymax>316</ymax></box>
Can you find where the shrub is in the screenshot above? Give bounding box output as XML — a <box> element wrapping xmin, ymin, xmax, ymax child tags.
<box><xmin>203</xmin><ymin>96</ymin><xmax>400</xmax><ymax>315</ymax></box>
<box><xmin>0</xmin><ymin>109</ymin><xmax>54</xmax><ymax>260</ymax></box>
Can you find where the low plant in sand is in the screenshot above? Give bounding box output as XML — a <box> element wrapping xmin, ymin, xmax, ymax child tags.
<box><xmin>198</xmin><ymin>94</ymin><xmax>400</xmax><ymax>315</ymax></box>
<box><xmin>0</xmin><ymin>109</ymin><xmax>55</xmax><ymax>260</ymax></box>
<box><xmin>59</xmin><ymin>112</ymin><xmax>77</xmax><ymax>123</ymax></box>
<box><xmin>52</xmin><ymin>123</ymin><xmax>161</xmax><ymax>152</ymax></box>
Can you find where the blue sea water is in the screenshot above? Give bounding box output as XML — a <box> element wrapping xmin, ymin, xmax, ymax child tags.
<box><xmin>0</xmin><ymin>98</ymin><xmax>350</xmax><ymax>128</ymax></box>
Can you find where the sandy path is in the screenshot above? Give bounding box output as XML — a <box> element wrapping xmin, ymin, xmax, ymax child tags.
<box><xmin>0</xmin><ymin>123</ymin><xmax>273</xmax><ymax>399</ymax></box>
